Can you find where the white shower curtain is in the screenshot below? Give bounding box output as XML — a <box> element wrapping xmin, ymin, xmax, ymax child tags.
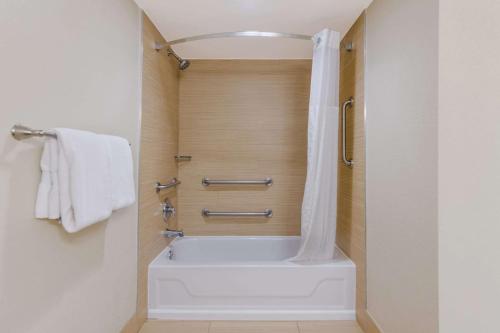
<box><xmin>291</xmin><ymin>29</ymin><xmax>340</xmax><ymax>263</ymax></box>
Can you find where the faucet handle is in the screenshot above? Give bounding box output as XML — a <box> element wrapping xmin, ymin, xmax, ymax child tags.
<box><xmin>158</xmin><ymin>199</ymin><xmax>176</xmax><ymax>222</ymax></box>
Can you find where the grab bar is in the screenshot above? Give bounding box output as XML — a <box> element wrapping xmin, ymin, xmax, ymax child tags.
<box><xmin>202</xmin><ymin>177</ymin><xmax>273</xmax><ymax>187</ymax></box>
<box><xmin>155</xmin><ymin>178</ymin><xmax>181</xmax><ymax>193</ymax></box>
<box><xmin>202</xmin><ymin>208</ymin><xmax>273</xmax><ymax>218</ymax></box>
<box><xmin>342</xmin><ymin>98</ymin><xmax>354</xmax><ymax>167</ymax></box>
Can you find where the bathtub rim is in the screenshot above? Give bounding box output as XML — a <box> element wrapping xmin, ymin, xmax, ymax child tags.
<box><xmin>150</xmin><ymin>236</ymin><xmax>355</xmax><ymax>268</ymax></box>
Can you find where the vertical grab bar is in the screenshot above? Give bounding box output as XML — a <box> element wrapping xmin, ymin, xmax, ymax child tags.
<box><xmin>342</xmin><ymin>97</ymin><xmax>354</xmax><ymax>167</ymax></box>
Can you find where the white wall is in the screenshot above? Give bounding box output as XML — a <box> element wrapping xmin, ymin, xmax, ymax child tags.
<box><xmin>439</xmin><ymin>1</ymin><xmax>500</xmax><ymax>332</ymax></box>
<box><xmin>0</xmin><ymin>1</ymin><xmax>142</xmax><ymax>332</ymax></box>
<box><xmin>365</xmin><ymin>0</ymin><xmax>438</xmax><ymax>332</ymax></box>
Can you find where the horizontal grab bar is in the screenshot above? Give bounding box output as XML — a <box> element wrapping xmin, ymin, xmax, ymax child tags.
<box><xmin>202</xmin><ymin>177</ymin><xmax>273</xmax><ymax>186</ymax></box>
<box><xmin>175</xmin><ymin>155</ymin><xmax>192</xmax><ymax>161</ymax></box>
<box><xmin>201</xmin><ymin>208</ymin><xmax>273</xmax><ymax>218</ymax></box>
<box><xmin>155</xmin><ymin>178</ymin><xmax>181</xmax><ymax>193</ymax></box>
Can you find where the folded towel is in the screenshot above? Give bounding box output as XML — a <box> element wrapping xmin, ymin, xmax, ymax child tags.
<box><xmin>56</xmin><ymin>128</ymin><xmax>113</xmax><ymax>232</ymax></box>
<box><xmin>35</xmin><ymin>138</ymin><xmax>53</xmax><ymax>219</ymax></box>
<box><xmin>47</xmin><ymin>137</ymin><xmax>59</xmax><ymax>219</ymax></box>
<box><xmin>35</xmin><ymin>128</ymin><xmax>135</xmax><ymax>233</ymax></box>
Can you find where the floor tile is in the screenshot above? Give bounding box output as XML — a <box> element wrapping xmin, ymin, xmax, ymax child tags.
<box><xmin>209</xmin><ymin>321</ymin><xmax>299</xmax><ymax>333</ymax></box>
<box><xmin>139</xmin><ymin>320</ymin><xmax>210</xmax><ymax>333</ymax></box>
<box><xmin>298</xmin><ymin>321</ymin><xmax>363</xmax><ymax>333</ymax></box>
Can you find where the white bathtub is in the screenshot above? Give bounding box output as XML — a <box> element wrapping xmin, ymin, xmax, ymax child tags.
<box><xmin>148</xmin><ymin>236</ymin><xmax>355</xmax><ymax>320</ymax></box>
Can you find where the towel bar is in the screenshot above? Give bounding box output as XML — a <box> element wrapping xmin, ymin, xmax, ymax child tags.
<box><xmin>10</xmin><ymin>124</ymin><xmax>132</xmax><ymax>146</ymax></box>
<box><xmin>11</xmin><ymin>124</ymin><xmax>56</xmax><ymax>140</ymax></box>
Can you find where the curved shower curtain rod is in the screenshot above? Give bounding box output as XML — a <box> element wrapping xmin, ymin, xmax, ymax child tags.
<box><xmin>154</xmin><ymin>31</ymin><xmax>313</xmax><ymax>51</ymax></box>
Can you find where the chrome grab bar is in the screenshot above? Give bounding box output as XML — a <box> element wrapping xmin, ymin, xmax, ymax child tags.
<box><xmin>342</xmin><ymin>98</ymin><xmax>354</xmax><ymax>167</ymax></box>
<box><xmin>175</xmin><ymin>155</ymin><xmax>192</xmax><ymax>161</ymax></box>
<box><xmin>202</xmin><ymin>177</ymin><xmax>273</xmax><ymax>187</ymax></box>
<box><xmin>155</xmin><ymin>178</ymin><xmax>181</xmax><ymax>193</ymax></box>
<box><xmin>202</xmin><ymin>208</ymin><xmax>273</xmax><ymax>218</ymax></box>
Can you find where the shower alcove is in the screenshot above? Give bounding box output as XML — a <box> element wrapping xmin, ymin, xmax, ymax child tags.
<box><xmin>135</xmin><ymin>10</ymin><xmax>367</xmax><ymax>328</ymax></box>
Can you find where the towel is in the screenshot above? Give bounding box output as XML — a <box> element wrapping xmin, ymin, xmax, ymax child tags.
<box><xmin>47</xmin><ymin>137</ymin><xmax>60</xmax><ymax>218</ymax></box>
<box><xmin>35</xmin><ymin>128</ymin><xmax>135</xmax><ymax>233</ymax></box>
<box><xmin>35</xmin><ymin>136</ymin><xmax>60</xmax><ymax>220</ymax></box>
<box><xmin>35</xmin><ymin>138</ymin><xmax>53</xmax><ymax>218</ymax></box>
<box><xmin>104</xmin><ymin>135</ymin><xmax>136</xmax><ymax>210</ymax></box>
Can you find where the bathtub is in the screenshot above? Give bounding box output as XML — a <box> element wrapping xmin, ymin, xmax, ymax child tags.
<box><xmin>148</xmin><ymin>236</ymin><xmax>355</xmax><ymax>320</ymax></box>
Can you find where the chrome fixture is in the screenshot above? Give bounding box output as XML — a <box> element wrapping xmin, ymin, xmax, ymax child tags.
<box><xmin>160</xmin><ymin>199</ymin><xmax>176</xmax><ymax>222</ymax></box>
<box><xmin>155</xmin><ymin>178</ymin><xmax>181</xmax><ymax>193</ymax></box>
<box><xmin>175</xmin><ymin>155</ymin><xmax>192</xmax><ymax>162</ymax></box>
<box><xmin>166</xmin><ymin>247</ymin><xmax>174</xmax><ymax>260</ymax></box>
<box><xmin>155</xmin><ymin>45</ymin><xmax>190</xmax><ymax>70</ymax></box>
<box><xmin>342</xmin><ymin>97</ymin><xmax>354</xmax><ymax>167</ymax></box>
<box><xmin>10</xmin><ymin>124</ymin><xmax>56</xmax><ymax>140</ymax></box>
<box><xmin>162</xmin><ymin>229</ymin><xmax>184</xmax><ymax>238</ymax></box>
<box><xmin>202</xmin><ymin>208</ymin><xmax>273</xmax><ymax>218</ymax></box>
<box><xmin>202</xmin><ymin>177</ymin><xmax>273</xmax><ymax>187</ymax></box>
<box><xmin>168</xmin><ymin>48</ymin><xmax>190</xmax><ymax>70</ymax></box>
<box><xmin>10</xmin><ymin>124</ymin><xmax>132</xmax><ymax>146</ymax></box>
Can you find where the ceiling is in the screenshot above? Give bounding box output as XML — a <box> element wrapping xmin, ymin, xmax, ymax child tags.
<box><xmin>135</xmin><ymin>0</ymin><xmax>372</xmax><ymax>59</ymax></box>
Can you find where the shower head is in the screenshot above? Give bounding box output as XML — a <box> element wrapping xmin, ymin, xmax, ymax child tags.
<box><xmin>167</xmin><ymin>48</ymin><xmax>190</xmax><ymax>71</ymax></box>
<box><xmin>178</xmin><ymin>58</ymin><xmax>191</xmax><ymax>70</ymax></box>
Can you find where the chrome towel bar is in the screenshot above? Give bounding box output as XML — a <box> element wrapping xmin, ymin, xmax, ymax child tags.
<box><xmin>342</xmin><ymin>98</ymin><xmax>354</xmax><ymax>167</ymax></box>
<box><xmin>156</xmin><ymin>178</ymin><xmax>181</xmax><ymax>193</ymax></box>
<box><xmin>202</xmin><ymin>208</ymin><xmax>273</xmax><ymax>218</ymax></box>
<box><xmin>10</xmin><ymin>124</ymin><xmax>132</xmax><ymax>146</ymax></box>
<box><xmin>11</xmin><ymin>124</ymin><xmax>57</xmax><ymax>140</ymax></box>
<box><xmin>202</xmin><ymin>177</ymin><xmax>273</xmax><ymax>187</ymax></box>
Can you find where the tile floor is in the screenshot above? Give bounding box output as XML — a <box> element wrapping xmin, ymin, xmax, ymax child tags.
<box><xmin>139</xmin><ymin>320</ymin><xmax>364</xmax><ymax>333</ymax></box>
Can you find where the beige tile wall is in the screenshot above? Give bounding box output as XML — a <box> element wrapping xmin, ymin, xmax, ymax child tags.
<box><xmin>125</xmin><ymin>15</ymin><xmax>180</xmax><ymax>331</ymax></box>
<box><xmin>177</xmin><ymin>60</ymin><xmax>311</xmax><ymax>235</ymax></box>
<box><xmin>337</xmin><ymin>12</ymin><xmax>380</xmax><ymax>333</ymax></box>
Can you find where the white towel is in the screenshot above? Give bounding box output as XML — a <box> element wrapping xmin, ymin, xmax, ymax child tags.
<box><xmin>47</xmin><ymin>137</ymin><xmax>60</xmax><ymax>219</ymax></box>
<box><xmin>56</xmin><ymin>128</ymin><xmax>113</xmax><ymax>232</ymax></box>
<box><xmin>35</xmin><ymin>136</ymin><xmax>60</xmax><ymax>220</ymax></box>
<box><xmin>35</xmin><ymin>128</ymin><xmax>135</xmax><ymax>233</ymax></box>
<box><xmin>35</xmin><ymin>138</ymin><xmax>53</xmax><ymax>218</ymax></box>
<box><xmin>104</xmin><ymin>135</ymin><xmax>136</xmax><ymax>210</ymax></box>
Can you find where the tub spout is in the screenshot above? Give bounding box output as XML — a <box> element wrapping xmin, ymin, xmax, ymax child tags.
<box><xmin>162</xmin><ymin>229</ymin><xmax>184</xmax><ymax>238</ymax></box>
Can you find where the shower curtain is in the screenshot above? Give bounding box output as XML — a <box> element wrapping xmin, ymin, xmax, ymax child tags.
<box><xmin>291</xmin><ymin>29</ymin><xmax>340</xmax><ymax>262</ymax></box>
